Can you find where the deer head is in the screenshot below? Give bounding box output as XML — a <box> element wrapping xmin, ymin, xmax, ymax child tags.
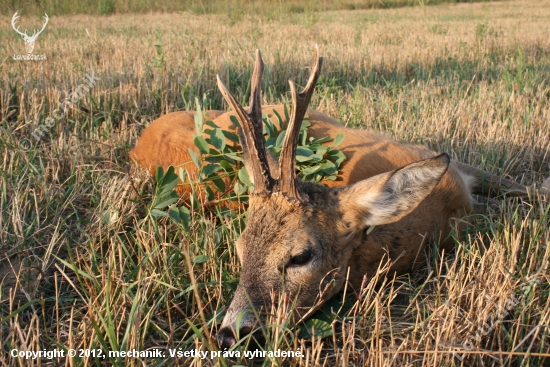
<box><xmin>11</xmin><ymin>11</ymin><xmax>49</xmax><ymax>54</ymax></box>
<box><xmin>216</xmin><ymin>48</ymin><xmax>450</xmax><ymax>349</ymax></box>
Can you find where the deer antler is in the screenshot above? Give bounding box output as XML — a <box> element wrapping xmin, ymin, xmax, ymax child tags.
<box><xmin>278</xmin><ymin>47</ymin><xmax>323</xmax><ymax>202</ymax></box>
<box><xmin>216</xmin><ymin>48</ymin><xmax>323</xmax><ymax>200</ymax></box>
<box><xmin>11</xmin><ymin>12</ymin><xmax>48</xmax><ymax>40</ymax></box>
<box><xmin>32</xmin><ymin>14</ymin><xmax>49</xmax><ymax>38</ymax></box>
<box><xmin>11</xmin><ymin>11</ymin><xmax>28</xmax><ymax>38</ymax></box>
<box><xmin>216</xmin><ymin>50</ymin><xmax>275</xmax><ymax>196</ymax></box>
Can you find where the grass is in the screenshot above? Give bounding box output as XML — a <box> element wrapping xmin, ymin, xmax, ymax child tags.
<box><xmin>7</xmin><ymin>0</ymin><xmax>496</xmax><ymax>16</ymax></box>
<box><xmin>1</xmin><ymin>0</ymin><xmax>550</xmax><ymax>365</ymax></box>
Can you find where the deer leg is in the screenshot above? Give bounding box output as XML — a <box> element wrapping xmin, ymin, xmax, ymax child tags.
<box><xmin>455</xmin><ymin>161</ymin><xmax>530</xmax><ymax>199</ymax></box>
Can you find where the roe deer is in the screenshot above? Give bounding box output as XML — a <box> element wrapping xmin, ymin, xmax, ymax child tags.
<box><xmin>130</xmin><ymin>49</ymin><xmax>540</xmax><ymax>349</ymax></box>
<box><xmin>130</xmin><ymin>85</ymin><xmax>529</xmax><ymax>206</ymax></box>
<box><xmin>213</xmin><ymin>49</ymin><xmax>539</xmax><ymax>349</ymax></box>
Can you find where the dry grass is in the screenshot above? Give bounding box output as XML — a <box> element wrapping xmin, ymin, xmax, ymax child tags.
<box><xmin>1</xmin><ymin>0</ymin><xmax>549</xmax><ymax>366</ymax></box>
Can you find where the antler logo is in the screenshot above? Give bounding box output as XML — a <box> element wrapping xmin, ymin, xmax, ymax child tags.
<box><xmin>11</xmin><ymin>11</ymin><xmax>49</xmax><ymax>54</ymax></box>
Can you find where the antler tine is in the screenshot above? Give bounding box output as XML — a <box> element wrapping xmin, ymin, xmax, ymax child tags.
<box><xmin>30</xmin><ymin>14</ymin><xmax>49</xmax><ymax>38</ymax></box>
<box><xmin>11</xmin><ymin>11</ymin><xmax>26</xmax><ymax>37</ymax></box>
<box><xmin>39</xmin><ymin>14</ymin><xmax>49</xmax><ymax>33</ymax></box>
<box><xmin>216</xmin><ymin>50</ymin><xmax>274</xmax><ymax>195</ymax></box>
<box><xmin>278</xmin><ymin>47</ymin><xmax>323</xmax><ymax>202</ymax></box>
<box><xmin>11</xmin><ymin>11</ymin><xmax>19</xmax><ymax>27</ymax></box>
<box><xmin>248</xmin><ymin>50</ymin><xmax>263</xmax><ymax>130</ymax></box>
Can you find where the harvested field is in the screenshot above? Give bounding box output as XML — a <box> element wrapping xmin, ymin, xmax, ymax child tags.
<box><xmin>1</xmin><ymin>0</ymin><xmax>549</xmax><ymax>365</ymax></box>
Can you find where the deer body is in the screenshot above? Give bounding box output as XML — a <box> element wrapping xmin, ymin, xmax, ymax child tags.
<box><xmin>131</xmin><ymin>105</ymin><xmax>475</xmax><ymax>204</ymax></box>
<box><xmin>132</xmin><ymin>105</ymin><xmax>474</xmax><ymax>249</ymax></box>
<box><xmin>130</xmin><ymin>50</ymin><xmax>533</xmax><ymax>349</ymax></box>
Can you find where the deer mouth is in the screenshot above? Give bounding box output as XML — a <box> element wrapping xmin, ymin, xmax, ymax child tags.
<box><xmin>217</xmin><ymin>325</ymin><xmax>265</xmax><ymax>351</ymax></box>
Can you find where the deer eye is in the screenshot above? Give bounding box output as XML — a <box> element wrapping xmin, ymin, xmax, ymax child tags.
<box><xmin>289</xmin><ymin>251</ymin><xmax>312</xmax><ymax>267</ymax></box>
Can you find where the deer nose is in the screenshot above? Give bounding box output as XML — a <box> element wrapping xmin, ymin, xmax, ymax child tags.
<box><xmin>217</xmin><ymin>325</ymin><xmax>257</xmax><ymax>349</ymax></box>
<box><xmin>217</xmin><ymin>326</ymin><xmax>237</xmax><ymax>350</ymax></box>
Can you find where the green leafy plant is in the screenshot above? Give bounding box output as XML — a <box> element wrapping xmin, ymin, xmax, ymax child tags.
<box><xmin>149</xmin><ymin>165</ymin><xmax>191</xmax><ymax>230</ymax></box>
<box><xmin>153</xmin><ymin>30</ymin><xmax>166</xmax><ymax>69</ymax></box>
<box><xmin>297</xmin><ymin>294</ymin><xmax>355</xmax><ymax>340</ymax></box>
<box><xmin>260</xmin><ymin>106</ymin><xmax>346</xmax><ymax>183</ymax></box>
<box><xmin>148</xmin><ymin>100</ymin><xmax>347</xmax><ymax>227</ymax></box>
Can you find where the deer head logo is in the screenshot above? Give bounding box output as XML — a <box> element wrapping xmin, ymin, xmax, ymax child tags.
<box><xmin>11</xmin><ymin>11</ymin><xmax>49</xmax><ymax>54</ymax></box>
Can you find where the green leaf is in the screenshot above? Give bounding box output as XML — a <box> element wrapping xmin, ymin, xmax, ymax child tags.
<box><xmin>194</xmin><ymin>99</ymin><xmax>204</xmax><ymax>134</ymax></box>
<box><xmin>187</xmin><ymin>148</ymin><xmax>201</xmax><ymax>168</ymax></box>
<box><xmin>238</xmin><ymin>167</ymin><xmax>253</xmax><ymax>187</ymax></box>
<box><xmin>222</xmin><ymin>130</ymin><xmax>239</xmax><ymax>143</ymax></box>
<box><xmin>153</xmin><ymin>193</ymin><xmax>179</xmax><ymax>210</ymax></box>
<box><xmin>210</xmin><ymin>128</ymin><xmax>226</xmax><ymax>151</ymax></box>
<box><xmin>211</xmin><ymin>177</ymin><xmax>226</xmax><ymax>192</ymax></box>
<box><xmin>202</xmin><ymin>164</ymin><xmax>222</xmax><ymax>176</ymax></box>
<box><xmin>296</xmin><ymin>155</ymin><xmax>314</xmax><ymax>162</ymax></box>
<box><xmin>158</xmin><ymin>166</ymin><xmax>179</xmax><ymax>196</ymax></box>
<box><xmin>223</xmin><ymin>153</ymin><xmax>243</xmax><ymax>162</ymax></box>
<box><xmin>179</xmin><ymin>206</ymin><xmax>191</xmax><ymax>230</ymax></box>
<box><xmin>194</xmin><ymin>136</ymin><xmax>210</xmax><ymax>155</ymax></box>
<box><xmin>178</xmin><ymin>168</ymin><xmax>187</xmax><ymax>182</ymax></box>
<box><xmin>271</xmin><ymin>108</ymin><xmax>284</xmax><ymax>129</ymax></box>
<box><xmin>312</xmin><ymin>136</ymin><xmax>332</xmax><ymax>144</ymax></box>
<box><xmin>234</xmin><ymin>181</ymin><xmax>247</xmax><ymax>195</ymax></box>
<box><xmin>204</xmin><ymin>155</ymin><xmax>225</xmax><ymax>164</ymax></box>
<box><xmin>265</xmin><ymin>137</ymin><xmax>277</xmax><ymax>148</ymax></box>
<box><xmin>155</xmin><ymin>166</ymin><xmax>164</xmax><ymax>182</ymax></box>
<box><xmin>268</xmin><ymin>146</ymin><xmax>281</xmax><ymax>157</ymax></box>
<box><xmin>310</xmin><ymin>154</ymin><xmax>324</xmax><ymax>162</ymax></box>
<box><xmin>329</xmin><ymin>150</ymin><xmax>347</xmax><ymax>166</ymax></box>
<box><xmin>275</xmin><ymin>130</ymin><xmax>286</xmax><ymax>147</ymax></box>
<box><xmin>319</xmin><ymin>160</ymin><xmax>337</xmax><ymax>174</ymax></box>
<box><xmin>315</xmin><ymin>146</ymin><xmax>329</xmax><ymax>156</ymax></box>
<box><xmin>263</xmin><ymin>115</ymin><xmax>277</xmax><ymax>138</ymax></box>
<box><xmin>219</xmin><ymin>160</ymin><xmax>233</xmax><ymax>172</ymax></box>
<box><xmin>333</xmin><ymin>133</ymin><xmax>345</xmax><ymax>147</ymax></box>
<box><xmin>298</xmin><ymin>318</ymin><xmax>333</xmax><ymax>339</ymax></box>
<box><xmin>296</xmin><ymin>146</ymin><xmax>313</xmax><ymax>157</ymax></box>
<box><xmin>168</xmin><ymin>206</ymin><xmax>180</xmax><ymax>222</ymax></box>
<box><xmin>150</xmin><ymin>208</ymin><xmax>170</xmax><ymax>218</ymax></box>
<box><xmin>229</xmin><ymin>115</ymin><xmax>241</xmax><ymax>127</ymax></box>
<box><xmin>193</xmin><ymin>255</ymin><xmax>209</xmax><ymax>264</ymax></box>
<box><xmin>204</xmin><ymin>120</ymin><xmax>219</xmax><ymax>128</ymax></box>
<box><xmin>301</xmin><ymin>165</ymin><xmax>322</xmax><ymax>176</ymax></box>
<box><xmin>204</xmin><ymin>185</ymin><xmax>214</xmax><ymax>201</ymax></box>
<box><xmin>185</xmin><ymin>319</ymin><xmax>204</xmax><ymax>341</ymax></box>
<box><xmin>283</xmin><ymin>104</ymin><xmax>290</xmax><ymax>124</ymax></box>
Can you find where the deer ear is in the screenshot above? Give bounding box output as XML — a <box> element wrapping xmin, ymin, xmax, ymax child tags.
<box><xmin>238</xmin><ymin>127</ymin><xmax>280</xmax><ymax>185</ymax></box>
<box><xmin>341</xmin><ymin>154</ymin><xmax>450</xmax><ymax>227</ymax></box>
